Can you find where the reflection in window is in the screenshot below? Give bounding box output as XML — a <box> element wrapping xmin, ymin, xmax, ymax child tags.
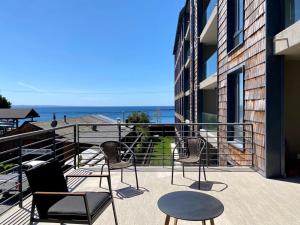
<box><xmin>285</xmin><ymin>0</ymin><xmax>300</xmax><ymax>28</ymax></box>
<box><xmin>227</xmin><ymin>0</ymin><xmax>244</xmax><ymax>51</ymax></box>
<box><xmin>227</xmin><ymin>69</ymin><xmax>244</xmax><ymax>143</ymax></box>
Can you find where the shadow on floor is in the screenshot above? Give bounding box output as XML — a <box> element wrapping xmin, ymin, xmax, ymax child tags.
<box><xmin>115</xmin><ymin>186</ymin><xmax>147</xmax><ymax>200</ymax></box>
<box><xmin>274</xmin><ymin>176</ymin><xmax>300</xmax><ymax>184</ymax></box>
<box><xmin>189</xmin><ymin>181</ymin><xmax>228</xmax><ymax>192</ymax></box>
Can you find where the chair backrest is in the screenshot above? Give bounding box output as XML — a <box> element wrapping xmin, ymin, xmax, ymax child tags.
<box><xmin>100</xmin><ymin>141</ymin><xmax>122</xmax><ymax>164</ymax></box>
<box><xmin>186</xmin><ymin>138</ymin><xmax>204</xmax><ymax>157</ymax></box>
<box><xmin>25</xmin><ymin>160</ymin><xmax>68</xmax><ymax>218</ymax></box>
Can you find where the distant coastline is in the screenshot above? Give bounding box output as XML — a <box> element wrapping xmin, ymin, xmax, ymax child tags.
<box><xmin>13</xmin><ymin>105</ymin><xmax>175</xmax><ymax>124</ymax></box>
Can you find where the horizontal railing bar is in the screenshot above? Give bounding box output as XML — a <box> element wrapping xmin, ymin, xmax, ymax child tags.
<box><xmin>21</xmin><ymin>137</ymin><xmax>54</xmax><ymax>148</ymax></box>
<box><xmin>77</xmin><ymin>122</ymin><xmax>253</xmax><ymax>126</ymax></box>
<box><xmin>0</xmin><ymin>124</ymin><xmax>76</xmax><ymax>143</ymax></box>
<box><xmin>0</xmin><ymin>146</ymin><xmax>20</xmax><ymax>156</ymax></box>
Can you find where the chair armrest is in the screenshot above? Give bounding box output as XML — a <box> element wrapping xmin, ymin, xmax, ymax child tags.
<box><xmin>66</xmin><ymin>174</ymin><xmax>111</xmax><ymax>186</ymax></box>
<box><xmin>98</xmin><ymin>146</ymin><xmax>108</xmax><ymax>158</ymax></box>
<box><xmin>66</xmin><ymin>174</ymin><xmax>113</xmax><ymax>194</ymax></box>
<box><xmin>33</xmin><ymin>191</ymin><xmax>86</xmax><ymax>197</ymax></box>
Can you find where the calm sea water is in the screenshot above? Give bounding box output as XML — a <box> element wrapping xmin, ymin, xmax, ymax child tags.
<box><xmin>14</xmin><ymin>106</ymin><xmax>175</xmax><ymax>124</ymax></box>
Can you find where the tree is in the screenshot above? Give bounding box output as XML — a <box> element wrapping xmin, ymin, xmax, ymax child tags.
<box><xmin>126</xmin><ymin>112</ymin><xmax>150</xmax><ymax>155</ymax></box>
<box><xmin>126</xmin><ymin>112</ymin><xmax>150</xmax><ymax>123</ymax></box>
<box><xmin>0</xmin><ymin>95</ymin><xmax>11</xmax><ymax>108</ymax></box>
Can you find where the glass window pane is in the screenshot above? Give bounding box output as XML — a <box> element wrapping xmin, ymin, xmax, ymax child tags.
<box><xmin>239</xmin><ymin>0</ymin><xmax>244</xmax><ymax>31</ymax></box>
<box><xmin>285</xmin><ymin>0</ymin><xmax>300</xmax><ymax>27</ymax></box>
<box><xmin>239</xmin><ymin>72</ymin><xmax>244</xmax><ymax>123</ymax></box>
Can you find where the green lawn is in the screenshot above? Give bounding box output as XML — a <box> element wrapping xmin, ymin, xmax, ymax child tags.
<box><xmin>150</xmin><ymin>136</ymin><xmax>174</xmax><ymax>166</ymax></box>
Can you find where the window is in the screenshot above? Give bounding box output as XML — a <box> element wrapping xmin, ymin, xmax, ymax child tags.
<box><xmin>285</xmin><ymin>0</ymin><xmax>300</xmax><ymax>28</ymax></box>
<box><xmin>227</xmin><ymin>69</ymin><xmax>244</xmax><ymax>144</ymax></box>
<box><xmin>227</xmin><ymin>0</ymin><xmax>244</xmax><ymax>52</ymax></box>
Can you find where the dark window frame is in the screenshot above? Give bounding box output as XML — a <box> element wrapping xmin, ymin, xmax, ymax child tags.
<box><xmin>227</xmin><ymin>67</ymin><xmax>245</xmax><ymax>149</ymax></box>
<box><xmin>227</xmin><ymin>0</ymin><xmax>245</xmax><ymax>53</ymax></box>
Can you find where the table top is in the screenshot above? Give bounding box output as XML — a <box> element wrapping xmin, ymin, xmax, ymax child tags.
<box><xmin>157</xmin><ymin>191</ymin><xmax>224</xmax><ymax>221</ymax></box>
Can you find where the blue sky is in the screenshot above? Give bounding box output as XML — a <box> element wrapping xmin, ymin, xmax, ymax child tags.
<box><xmin>0</xmin><ymin>0</ymin><xmax>185</xmax><ymax>106</ymax></box>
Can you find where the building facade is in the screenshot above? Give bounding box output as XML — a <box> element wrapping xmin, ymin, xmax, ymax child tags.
<box><xmin>174</xmin><ymin>0</ymin><xmax>300</xmax><ymax>177</ymax></box>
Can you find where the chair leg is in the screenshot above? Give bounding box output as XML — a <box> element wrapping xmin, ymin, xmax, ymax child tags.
<box><xmin>210</xmin><ymin>219</ymin><xmax>215</xmax><ymax>225</ymax></box>
<box><xmin>30</xmin><ymin>199</ymin><xmax>35</xmax><ymax>225</ymax></box>
<box><xmin>182</xmin><ymin>164</ymin><xmax>185</xmax><ymax>178</ymax></box>
<box><xmin>99</xmin><ymin>164</ymin><xmax>105</xmax><ymax>187</ymax></box>
<box><xmin>203</xmin><ymin>164</ymin><xmax>207</xmax><ymax>181</ymax></box>
<box><xmin>171</xmin><ymin>158</ymin><xmax>174</xmax><ymax>185</ymax></box>
<box><xmin>121</xmin><ymin>168</ymin><xmax>123</xmax><ymax>183</ymax></box>
<box><xmin>202</xmin><ymin>221</ymin><xmax>206</xmax><ymax>225</ymax></box>
<box><xmin>112</xmin><ymin>199</ymin><xmax>118</xmax><ymax>225</ymax></box>
<box><xmin>134</xmin><ymin>164</ymin><xmax>139</xmax><ymax>189</ymax></box>
<box><xmin>198</xmin><ymin>163</ymin><xmax>201</xmax><ymax>190</ymax></box>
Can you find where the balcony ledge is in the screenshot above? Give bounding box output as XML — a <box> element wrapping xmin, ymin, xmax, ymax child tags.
<box><xmin>199</xmin><ymin>6</ymin><xmax>218</xmax><ymax>45</ymax></box>
<box><xmin>184</xmin><ymin>24</ymin><xmax>190</xmax><ymax>41</ymax></box>
<box><xmin>274</xmin><ymin>20</ymin><xmax>300</xmax><ymax>59</ymax></box>
<box><xmin>199</xmin><ymin>73</ymin><xmax>217</xmax><ymax>90</ymax></box>
<box><xmin>184</xmin><ymin>57</ymin><xmax>191</xmax><ymax>68</ymax></box>
<box><xmin>184</xmin><ymin>90</ymin><xmax>190</xmax><ymax>96</ymax></box>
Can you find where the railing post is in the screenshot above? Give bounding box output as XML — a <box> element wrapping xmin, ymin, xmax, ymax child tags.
<box><xmin>206</xmin><ymin>131</ymin><xmax>209</xmax><ymax>167</ymax></box>
<box><xmin>76</xmin><ymin>124</ymin><xmax>80</xmax><ymax>168</ymax></box>
<box><xmin>73</xmin><ymin>125</ymin><xmax>77</xmax><ymax>169</ymax></box>
<box><xmin>18</xmin><ymin>139</ymin><xmax>23</xmax><ymax>208</ymax></box>
<box><xmin>251</xmin><ymin>124</ymin><xmax>254</xmax><ymax>168</ymax></box>
<box><xmin>52</xmin><ymin>130</ymin><xmax>56</xmax><ymax>160</ymax></box>
<box><xmin>118</xmin><ymin>120</ymin><xmax>121</xmax><ymax>142</ymax></box>
<box><xmin>162</xmin><ymin>126</ymin><xmax>165</xmax><ymax>167</ymax></box>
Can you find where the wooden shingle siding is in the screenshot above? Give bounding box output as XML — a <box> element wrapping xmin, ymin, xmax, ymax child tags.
<box><xmin>217</xmin><ymin>0</ymin><xmax>267</xmax><ymax>172</ymax></box>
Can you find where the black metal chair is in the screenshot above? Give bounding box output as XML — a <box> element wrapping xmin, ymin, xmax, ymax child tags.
<box><xmin>171</xmin><ymin>137</ymin><xmax>207</xmax><ymax>190</ymax></box>
<box><xmin>99</xmin><ymin>141</ymin><xmax>139</xmax><ymax>190</ymax></box>
<box><xmin>25</xmin><ymin>160</ymin><xmax>118</xmax><ymax>225</ymax></box>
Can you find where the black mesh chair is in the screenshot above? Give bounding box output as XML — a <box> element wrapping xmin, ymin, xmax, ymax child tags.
<box><xmin>171</xmin><ymin>137</ymin><xmax>207</xmax><ymax>190</ymax></box>
<box><xmin>99</xmin><ymin>141</ymin><xmax>139</xmax><ymax>189</ymax></box>
<box><xmin>25</xmin><ymin>160</ymin><xmax>118</xmax><ymax>225</ymax></box>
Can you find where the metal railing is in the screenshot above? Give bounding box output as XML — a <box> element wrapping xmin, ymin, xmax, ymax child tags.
<box><xmin>0</xmin><ymin>125</ymin><xmax>77</xmax><ymax>214</ymax></box>
<box><xmin>76</xmin><ymin>123</ymin><xmax>254</xmax><ymax>167</ymax></box>
<box><xmin>0</xmin><ymin>122</ymin><xmax>254</xmax><ymax>215</ymax></box>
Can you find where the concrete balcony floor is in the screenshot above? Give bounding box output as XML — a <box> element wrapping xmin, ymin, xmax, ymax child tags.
<box><xmin>1</xmin><ymin>167</ymin><xmax>300</xmax><ymax>225</ymax></box>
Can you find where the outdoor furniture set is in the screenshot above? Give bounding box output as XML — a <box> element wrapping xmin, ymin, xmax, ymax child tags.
<box><xmin>25</xmin><ymin>137</ymin><xmax>224</xmax><ymax>225</ymax></box>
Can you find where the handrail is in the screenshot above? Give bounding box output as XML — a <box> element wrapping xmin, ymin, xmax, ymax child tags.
<box><xmin>0</xmin><ymin>124</ymin><xmax>76</xmax><ymax>143</ymax></box>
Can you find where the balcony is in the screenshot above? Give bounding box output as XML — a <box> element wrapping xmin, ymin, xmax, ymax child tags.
<box><xmin>200</xmin><ymin>51</ymin><xmax>218</xmax><ymax>90</ymax></box>
<box><xmin>184</xmin><ymin>46</ymin><xmax>191</xmax><ymax>67</ymax></box>
<box><xmin>274</xmin><ymin>20</ymin><xmax>300</xmax><ymax>58</ymax></box>
<box><xmin>199</xmin><ymin>0</ymin><xmax>218</xmax><ymax>45</ymax></box>
<box><xmin>201</xmin><ymin>112</ymin><xmax>217</xmax><ymax>130</ymax></box>
<box><xmin>184</xmin><ymin>23</ymin><xmax>190</xmax><ymax>41</ymax></box>
<box><xmin>183</xmin><ymin>65</ymin><xmax>190</xmax><ymax>92</ymax></box>
<box><xmin>203</xmin><ymin>51</ymin><xmax>217</xmax><ymax>80</ymax></box>
<box><xmin>2</xmin><ymin>168</ymin><xmax>300</xmax><ymax>225</ymax></box>
<box><xmin>0</xmin><ymin>123</ymin><xmax>298</xmax><ymax>225</ymax></box>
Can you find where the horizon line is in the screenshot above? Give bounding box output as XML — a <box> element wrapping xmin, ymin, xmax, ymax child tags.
<box><xmin>13</xmin><ymin>104</ymin><xmax>175</xmax><ymax>108</ymax></box>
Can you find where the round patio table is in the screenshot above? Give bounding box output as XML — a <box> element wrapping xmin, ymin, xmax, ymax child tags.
<box><xmin>157</xmin><ymin>191</ymin><xmax>224</xmax><ymax>225</ymax></box>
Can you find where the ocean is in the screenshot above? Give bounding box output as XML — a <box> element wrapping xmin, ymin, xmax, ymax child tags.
<box><xmin>14</xmin><ymin>106</ymin><xmax>175</xmax><ymax>124</ymax></box>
